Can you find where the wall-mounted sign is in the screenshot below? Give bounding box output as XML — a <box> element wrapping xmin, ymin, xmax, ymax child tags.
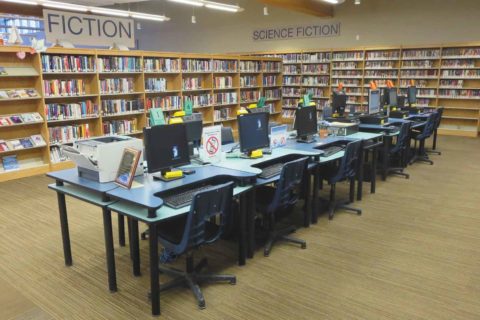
<box><xmin>43</xmin><ymin>9</ymin><xmax>135</xmax><ymax>47</ymax></box>
<box><xmin>252</xmin><ymin>23</ymin><xmax>341</xmax><ymax>41</ymax></box>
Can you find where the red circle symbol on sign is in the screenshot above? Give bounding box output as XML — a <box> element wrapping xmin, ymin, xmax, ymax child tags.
<box><xmin>206</xmin><ymin>136</ymin><xmax>220</xmax><ymax>155</ymax></box>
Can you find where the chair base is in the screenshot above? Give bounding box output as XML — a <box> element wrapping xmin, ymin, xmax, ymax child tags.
<box><xmin>264</xmin><ymin>225</ymin><xmax>306</xmax><ymax>257</ymax></box>
<box><xmin>156</xmin><ymin>255</ymin><xmax>236</xmax><ymax>309</ymax></box>
<box><xmin>329</xmin><ymin>201</ymin><xmax>362</xmax><ymax>220</ymax></box>
<box><xmin>427</xmin><ymin>150</ymin><xmax>441</xmax><ymax>156</ymax></box>
<box><xmin>409</xmin><ymin>153</ymin><xmax>433</xmax><ymax>165</ymax></box>
<box><xmin>387</xmin><ymin>167</ymin><xmax>410</xmax><ymax>179</ymax></box>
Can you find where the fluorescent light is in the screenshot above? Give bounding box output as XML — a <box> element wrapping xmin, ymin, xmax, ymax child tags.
<box><xmin>167</xmin><ymin>0</ymin><xmax>204</xmax><ymax>6</ymax></box>
<box><xmin>204</xmin><ymin>2</ymin><xmax>240</xmax><ymax>12</ymax></box>
<box><xmin>1</xmin><ymin>0</ymin><xmax>37</xmax><ymax>5</ymax></box>
<box><xmin>354</xmin><ymin>0</ymin><xmax>360</xmax><ymax>4</ymax></box>
<box><xmin>322</xmin><ymin>0</ymin><xmax>338</xmax><ymax>3</ymax></box>
<box><xmin>130</xmin><ymin>12</ymin><xmax>170</xmax><ymax>21</ymax></box>
<box><xmin>90</xmin><ymin>8</ymin><xmax>130</xmax><ymax>17</ymax></box>
<box><xmin>40</xmin><ymin>0</ymin><xmax>88</xmax><ymax>11</ymax></box>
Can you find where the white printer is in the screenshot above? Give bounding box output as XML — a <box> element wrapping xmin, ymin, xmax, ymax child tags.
<box><xmin>62</xmin><ymin>136</ymin><xmax>144</xmax><ymax>183</ymax></box>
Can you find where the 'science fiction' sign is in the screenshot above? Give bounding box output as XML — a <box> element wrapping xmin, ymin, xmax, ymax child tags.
<box><xmin>253</xmin><ymin>23</ymin><xmax>341</xmax><ymax>41</ymax></box>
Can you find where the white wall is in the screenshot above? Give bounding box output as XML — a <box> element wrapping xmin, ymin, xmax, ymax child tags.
<box><xmin>128</xmin><ymin>0</ymin><xmax>480</xmax><ymax>53</ymax></box>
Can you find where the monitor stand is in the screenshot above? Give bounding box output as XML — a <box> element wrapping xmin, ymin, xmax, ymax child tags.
<box><xmin>240</xmin><ymin>149</ymin><xmax>263</xmax><ymax>159</ymax></box>
<box><xmin>152</xmin><ymin>169</ymin><xmax>184</xmax><ymax>182</ymax></box>
<box><xmin>297</xmin><ymin>135</ymin><xmax>316</xmax><ymax>143</ymax></box>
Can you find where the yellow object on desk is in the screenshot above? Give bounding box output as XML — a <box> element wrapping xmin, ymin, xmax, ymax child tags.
<box><xmin>164</xmin><ymin>170</ymin><xmax>183</xmax><ymax>179</ymax></box>
<box><xmin>250</xmin><ymin>149</ymin><xmax>263</xmax><ymax>158</ymax></box>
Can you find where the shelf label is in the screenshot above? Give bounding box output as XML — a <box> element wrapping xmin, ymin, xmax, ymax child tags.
<box><xmin>253</xmin><ymin>23</ymin><xmax>341</xmax><ymax>42</ymax></box>
<box><xmin>43</xmin><ymin>9</ymin><xmax>135</xmax><ymax>48</ymax></box>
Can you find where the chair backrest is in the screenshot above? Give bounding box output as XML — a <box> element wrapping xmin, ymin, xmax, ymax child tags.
<box><xmin>331</xmin><ymin>140</ymin><xmax>362</xmax><ymax>183</ymax></box>
<box><xmin>434</xmin><ymin>107</ymin><xmax>444</xmax><ymax>129</ymax></box>
<box><xmin>178</xmin><ymin>182</ymin><xmax>234</xmax><ymax>250</ymax></box>
<box><xmin>418</xmin><ymin>113</ymin><xmax>436</xmax><ymax>139</ymax></box>
<box><xmin>221</xmin><ymin>127</ymin><xmax>234</xmax><ymax>145</ymax></box>
<box><xmin>391</xmin><ymin>122</ymin><xmax>412</xmax><ymax>154</ymax></box>
<box><xmin>267</xmin><ymin>157</ymin><xmax>309</xmax><ymax>213</ymax></box>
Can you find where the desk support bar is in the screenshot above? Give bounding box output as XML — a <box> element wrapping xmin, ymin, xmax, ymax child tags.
<box><xmin>56</xmin><ymin>180</ymin><xmax>72</xmax><ymax>266</ymax></box>
<box><xmin>149</xmin><ymin>223</ymin><xmax>160</xmax><ymax>316</ymax></box>
<box><xmin>102</xmin><ymin>207</ymin><xmax>117</xmax><ymax>292</ymax></box>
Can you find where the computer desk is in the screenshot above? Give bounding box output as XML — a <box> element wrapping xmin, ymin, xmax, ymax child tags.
<box><xmin>48</xmin><ymin>165</ymin><xmax>257</xmax><ymax>316</ymax></box>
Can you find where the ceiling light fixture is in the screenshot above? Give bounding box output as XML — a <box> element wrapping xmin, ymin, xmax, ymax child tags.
<box><xmin>263</xmin><ymin>6</ymin><xmax>269</xmax><ymax>15</ymax></box>
<box><xmin>167</xmin><ymin>0</ymin><xmax>204</xmax><ymax>6</ymax></box>
<box><xmin>354</xmin><ymin>0</ymin><xmax>360</xmax><ymax>4</ymax></box>
<box><xmin>40</xmin><ymin>0</ymin><xmax>88</xmax><ymax>11</ymax></box>
<box><xmin>204</xmin><ymin>1</ymin><xmax>241</xmax><ymax>12</ymax></box>
<box><xmin>130</xmin><ymin>12</ymin><xmax>169</xmax><ymax>21</ymax></box>
<box><xmin>90</xmin><ymin>7</ymin><xmax>130</xmax><ymax>17</ymax></box>
<box><xmin>321</xmin><ymin>0</ymin><xmax>339</xmax><ymax>4</ymax></box>
<box><xmin>191</xmin><ymin>15</ymin><xmax>196</xmax><ymax>23</ymax></box>
<box><xmin>1</xmin><ymin>0</ymin><xmax>37</xmax><ymax>5</ymax></box>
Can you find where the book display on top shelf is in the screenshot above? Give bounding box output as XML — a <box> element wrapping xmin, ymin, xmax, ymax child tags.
<box><xmin>144</xmin><ymin>57</ymin><xmax>180</xmax><ymax>73</ymax></box>
<box><xmin>42</xmin><ymin>54</ymin><xmax>95</xmax><ymax>73</ymax></box>
<box><xmin>98</xmin><ymin>56</ymin><xmax>141</xmax><ymax>73</ymax></box>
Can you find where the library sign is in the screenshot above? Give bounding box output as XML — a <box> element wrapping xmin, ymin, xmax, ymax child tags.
<box><xmin>43</xmin><ymin>9</ymin><xmax>135</xmax><ymax>47</ymax></box>
<box><xmin>252</xmin><ymin>23</ymin><xmax>341</xmax><ymax>41</ymax></box>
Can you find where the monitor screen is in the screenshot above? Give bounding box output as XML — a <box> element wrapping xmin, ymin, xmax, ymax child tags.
<box><xmin>184</xmin><ymin>119</ymin><xmax>203</xmax><ymax>147</ymax></box>
<box><xmin>143</xmin><ymin>124</ymin><xmax>190</xmax><ymax>174</ymax></box>
<box><xmin>389</xmin><ymin>88</ymin><xmax>398</xmax><ymax>106</ymax></box>
<box><xmin>295</xmin><ymin>105</ymin><xmax>317</xmax><ymax>137</ymax></box>
<box><xmin>332</xmin><ymin>91</ymin><xmax>347</xmax><ymax>115</ymax></box>
<box><xmin>368</xmin><ymin>89</ymin><xmax>381</xmax><ymax>115</ymax></box>
<box><xmin>238</xmin><ymin>112</ymin><xmax>270</xmax><ymax>153</ymax></box>
<box><xmin>407</xmin><ymin>86</ymin><xmax>417</xmax><ymax>104</ymax></box>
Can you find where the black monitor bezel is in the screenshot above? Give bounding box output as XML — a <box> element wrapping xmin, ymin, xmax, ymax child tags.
<box><xmin>237</xmin><ymin>112</ymin><xmax>270</xmax><ymax>154</ymax></box>
<box><xmin>295</xmin><ymin>105</ymin><xmax>318</xmax><ymax>138</ymax></box>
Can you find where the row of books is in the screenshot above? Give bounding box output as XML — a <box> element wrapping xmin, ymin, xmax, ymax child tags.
<box><xmin>184</xmin><ymin>94</ymin><xmax>212</xmax><ymax>107</ymax></box>
<box><xmin>332</xmin><ymin>52</ymin><xmax>364</xmax><ymax>61</ymax></box>
<box><xmin>102</xmin><ymin>99</ymin><xmax>144</xmax><ymax>115</ymax></box>
<box><xmin>440</xmin><ymin>70</ymin><xmax>480</xmax><ymax>78</ymax></box>
<box><xmin>49</xmin><ymin>124</ymin><xmax>90</xmax><ymax>144</ymax></box>
<box><xmin>302</xmin><ymin>64</ymin><xmax>329</xmax><ymax>74</ymax></box>
<box><xmin>332</xmin><ymin>70</ymin><xmax>363</xmax><ymax>78</ymax></box>
<box><xmin>283</xmin><ymin>87</ymin><xmax>302</xmax><ymax>96</ymax></box>
<box><xmin>240</xmin><ymin>90</ymin><xmax>260</xmax><ymax>102</ymax></box>
<box><xmin>264</xmin><ymin>88</ymin><xmax>281</xmax><ymax>99</ymax></box>
<box><xmin>400</xmin><ymin>79</ymin><xmax>428</xmax><ymax>87</ymax></box>
<box><xmin>344</xmin><ymin>88</ymin><xmax>363</xmax><ymax>95</ymax></box>
<box><xmin>283</xmin><ymin>98</ymin><xmax>298</xmax><ymax>108</ymax></box>
<box><xmin>365</xmin><ymin>61</ymin><xmax>396</xmax><ymax>69</ymax></box>
<box><xmin>280</xmin><ymin>53</ymin><xmax>303</xmax><ymax>63</ymax></box>
<box><xmin>264</xmin><ymin>103</ymin><xmax>275</xmax><ymax>113</ymax></box>
<box><xmin>213</xmin><ymin>108</ymin><xmax>233</xmax><ymax>121</ymax></box>
<box><xmin>213</xmin><ymin>92</ymin><xmax>237</xmax><ymax>105</ymax></box>
<box><xmin>332</xmin><ymin>62</ymin><xmax>359</xmax><ymax>70</ymax></box>
<box><xmin>103</xmin><ymin>119</ymin><xmax>138</xmax><ymax>135</ymax></box>
<box><xmin>366</xmin><ymin>51</ymin><xmax>399</xmax><ymax>60</ymax></box>
<box><xmin>399</xmin><ymin>88</ymin><xmax>435</xmax><ymax>97</ymax></box>
<box><xmin>42</xmin><ymin>55</ymin><xmax>95</xmax><ymax>73</ymax></box>
<box><xmin>263</xmin><ymin>75</ymin><xmax>278</xmax><ymax>86</ymax></box>
<box><xmin>263</xmin><ymin>61</ymin><xmax>282</xmax><ymax>72</ymax></box>
<box><xmin>0</xmin><ymin>112</ymin><xmax>43</xmax><ymax>126</ymax></box>
<box><xmin>364</xmin><ymin>70</ymin><xmax>398</xmax><ymax>78</ymax></box>
<box><xmin>441</xmin><ymin>59</ymin><xmax>476</xmax><ymax>68</ymax></box>
<box><xmin>306</xmin><ymin>88</ymin><xmax>327</xmax><ymax>97</ymax></box>
<box><xmin>302</xmin><ymin>52</ymin><xmax>331</xmax><ymax>63</ymax></box>
<box><xmin>283</xmin><ymin>76</ymin><xmax>302</xmax><ymax>86</ymax></box>
<box><xmin>416</xmin><ymin>98</ymin><xmax>434</xmax><ymax>107</ymax></box>
<box><xmin>214</xmin><ymin>76</ymin><xmax>234</xmax><ymax>89</ymax></box>
<box><xmin>100</xmin><ymin>78</ymin><xmax>135</xmax><ymax>94</ymax></box>
<box><xmin>402</xmin><ymin>49</ymin><xmax>440</xmax><ymax>59</ymax></box>
<box><xmin>315</xmin><ymin>100</ymin><xmax>329</xmax><ymax>108</ymax></box>
<box><xmin>43</xmin><ymin>79</ymin><xmax>85</xmax><ymax>97</ymax></box>
<box><xmin>50</xmin><ymin>146</ymin><xmax>67</xmax><ymax>163</ymax></box>
<box><xmin>400</xmin><ymin>70</ymin><xmax>438</xmax><ymax>78</ymax></box>
<box><xmin>439</xmin><ymin>80</ymin><xmax>464</xmax><ymax>88</ymax></box>
<box><xmin>331</xmin><ymin>79</ymin><xmax>361</xmax><ymax>87</ymax></box>
<box><xmin>0</xmin><ymin>134</ymin><xmax>46</xmax><ymax>152</ymax></box>
<box><xmin>438</xmin><ymin>89</ymin><xmax>480</xmax><ymax>98</ymax></box>
<box><xmin>303</xmin><ymin>76</ymin><xmax>329</xmax><ymax>86</ymax></box>
<box><xmin>442</xmin><ymin>48</ymin><xmax>480</xmax><ymax>57</ymax></box>
<box><xmin>98</xmin><ymin>57</ymin><xmax>141</xmax><ymax>72</ymax></box>
<box><xmin>0</xmin><ymin>88</ymin><xmax>39</xmax><ymax>100</ymax></box>
<box><xmin>239</xmin><ymin>61</ymin><xmax>261</xmax><ymax>72</ymax></box>
<box><xmin>402</xmin><ymin>60</ymin><xmax>435</xmax><ymax>68</ymax></box>
<box><xmin>284</xmin><ymin>65</ymin><xmax>300</xmax><ymax>74</ymax></box>
<box><xmin>182</xmin><ymin>77</ymin><xmax>205</xmax><ymax>90</ymax></box>
<box><xmin>212</xmin><ymin>60</ymin><xmax>237</xmax><ymax>72</ymax></box>
<box><xmin>145</xmin><ymin>78</ymin><xmax>167</xmax><ymax>92</ymax></box>
<box><xmin>240</xmin><ymin>76</ymin><xmax>258</xmax><ymax>87</ymax></box>
<box><xmin>282</xmin><ymin>109</ymin><xmax>296</xmax><ymax>118</ymax></box>
<box><xmin>145</xmin><ymin>96</ymin><xmax>182</xmax><ymax>111</ymax></box>
<box><xmin>182</xmin><ymin>59</ymin><xmax>211</xmax><ymax>72</ymax></box>
<box><xmin>144</xmin><ymin>58</ymin><xmax>180</xmax><ymax>73</ymax></box>
<box><xmin>46</xmin><ymin>101</ymin><xmax>98</xmax><ymax>120</ymax></box>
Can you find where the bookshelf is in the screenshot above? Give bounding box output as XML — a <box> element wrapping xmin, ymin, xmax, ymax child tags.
<box><xmin>253</xmin><ymin>44</ymin><xmax>480</xmax><ymax>137</ymax></box>
<box><xmin>0</xmin><ymin>47</ymin><xmax>282</xmax><ymax>181</ymax></box>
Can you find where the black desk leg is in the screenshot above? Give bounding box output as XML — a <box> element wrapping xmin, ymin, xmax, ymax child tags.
<box><xmin>382</xmin><ymin>137</ymin><xmax>390</xmax><ymax>181</ymax></box>
<box><xmin>148</xmin><ymin>223</ymin><xmax>160</xmax><ymax>316</ymax></box>
<box><xmin>131</xmin><ymin>220</ymin><xmax>141</xmax><ymax>277</ymax></box>
<box><xmin>247</xmin><ymin>190</ymin><xmax>256</xmax><ymax>259</ymax></box>
<box><xmin>303</xmin><ymin>171</ymin><xmax>312</xmax><ymax>228</ymax></box>
<box><xmin>102</xmin><ymin>208</ymin><xmax>117</xmax><ymax>292</ymax></box>
<box><xmin>238</xmin><ymin>194</ymin><xmax>247</xmax><ymax>266</ymax></box>
<box><xmin>118</xmin><ymin>214</ymin><xmax>125</xmax><ymax>247</ymax></box>
<box><xmin>56</xmin><ymin>191</ymin><xmax>72</xmax><ymax>266</ymax></box>
<box><xmin>357</xmin><ymin>147</ymin><xmax>365</xmax><ymax>202</ymax></box>
<box><xmin>371</xmin><ymin>147</ymin><xmax>377</xmax><ymax>194</ymax></box>
<box><xmin>311</xmin><ymin>166</ymin><xmax>320</xmax><ymax>224</ymax></box>
<box><xmin>127</xmin><ymin>218</ymin><xmax>134</xmax><ymax>260</ymax></box>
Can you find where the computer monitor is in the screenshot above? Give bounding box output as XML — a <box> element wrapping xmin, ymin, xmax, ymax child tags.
<box><xmin>143</xmin><ymin>124</ymin><xmax>190</xmax><ymax>179</ymax></box>
<box><xmin>388</xmin><ymin>88</ymin><xmax>398</xmax><ymax>107</ymax></box>
<box><xmin>368</xmin><ymin>89</ymin><xmax>381</xmax><ymax>115</ymax></box>
<box><xmin>332</xmin><ymin>90</ymin><xmax>347</xmax><ymax>116</ymax></box>
<box><xmin>184</xmin><ymin>119</ymin><xmax>202</xmax><ymax>147</ymax></box>
<box><xmin>295</xmin><ymin>105</ymin><xmax>317</xmax><ymax>143</ymax></box>
<box><xmin>237</xmin><ymin>112</ymin><xmax>270</xmax><ymax>156</ymax></box>
<box><xmin>407</xmin><ymin>86</ymin><xmax>417</xmax><ymax>105</ymax></box>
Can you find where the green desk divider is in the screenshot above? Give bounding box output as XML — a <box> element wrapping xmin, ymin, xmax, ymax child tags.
<box><xmin>184</xmin><ymin>98</ymin><xmax>193</xmax><ymax>116</ymax></box>
<box><xmin>149</xmin><ymin>108</ymin><xmax>165</xmax><ymax>126</ymax></box>
<box><xmin>303</xmin><ymin>94</ymin><xmax>312</xmax><ymax>108</ymax></box>
<box><xmin>257</xmin><ymin>97</ymin><xmax>266</xmax><ymax>108</ymax></box>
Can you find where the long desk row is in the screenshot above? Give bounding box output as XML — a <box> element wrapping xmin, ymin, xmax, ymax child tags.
<box><xmin>47</xmin><ymin>122</ymin><xmax>421</xmax><ymax>316</ymax></box>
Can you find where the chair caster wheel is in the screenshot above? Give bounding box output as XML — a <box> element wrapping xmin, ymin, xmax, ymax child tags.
<box><xmin>357</xmin><ymin>212</ymin><xmax>362</xmax><ymax>215</ymax></box>
<box><xmin>230</xmin><ymin>279</ymin><xmax>236</xmax><ymax>285</ymax></box>
<box><xmin>198</xmin><ymin>302</ymin><xmax>206</xmax><ymax>310</ymax></box>
<box><xmin>328</xmin><ymin>216</ymin><xmax>333</xmax><ymax>220</ymax></box>
<box><xmin>301</xmin><ymin>243</ymin><xmax>306</xmax><ymax>249</ymax></box>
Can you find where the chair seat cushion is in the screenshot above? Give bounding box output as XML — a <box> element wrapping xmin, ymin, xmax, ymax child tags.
<box><xmin>157</xmin><ymin>214</ymin><xmax>219</xmax><ymax>245</ymax></box>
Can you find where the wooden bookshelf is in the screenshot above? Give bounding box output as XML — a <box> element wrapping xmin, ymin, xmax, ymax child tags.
<box><xmin>0</xmin><ymin>47</ymin><xmax>282</xmax><ymax>181</ymax></box>
<box><xmin>251</xmin><ymin>44</ymin><xmax>480</xmax><ymax>137</ymax></box>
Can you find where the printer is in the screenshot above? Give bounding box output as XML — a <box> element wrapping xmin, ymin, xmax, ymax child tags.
<box><xmin>62</xmin><ymin>136</ymin><xmax>144</xmax><ymax>183</ymax></box>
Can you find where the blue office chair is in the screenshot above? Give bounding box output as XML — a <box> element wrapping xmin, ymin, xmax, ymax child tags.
<box><xmin>388</xmin><ymin>121</ymin><xmax>412</xmax><ymax>179</ymax></box>
<box><xmin>427</xmin><ymin>107</ymin><xmax>444</xmax><ymax>155</ymax></box>
<box><xmin>221</xmin><ymin>126</ymin><xmax>234</xmax><ymax>145</ymax></box>
<box><xmin>156</xmin><ymin>182</ymin><xmax>236</xmax><ymax>309</ymax></box>
<box><xmin>255</xmin><ymin>157</ymin><xmax>309</xmax><ymax>257</ymax></box>
<box><xmin>409</xmin><ymin>113</ymin><xmax>436</xmax><ymax>165</ymax></box>
<box><xmin>320</xmin><ymin>140</ymin><xmax>362</xmax><ymax>220</ymax></box>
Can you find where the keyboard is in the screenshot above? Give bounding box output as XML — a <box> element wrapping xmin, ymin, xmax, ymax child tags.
<box><xmin>320</xmin><ymin>146</ymin><xmax>345</xmax><ymax>157</ymax></box>
<box><xmin>259</xmin><ymin>162</ymin><xmax>284</xmax><ymax>179</ymax></box>
<box><xmin>162</xmin><ymin>185</ymin><xmax>212</xmax><ymax>209</ymax></box>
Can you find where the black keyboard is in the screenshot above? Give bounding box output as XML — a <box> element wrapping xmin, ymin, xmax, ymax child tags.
<box><xmin>320</xmin><ymin>146</ymin><xmax>345</xmax><ymax>157</ymax></box>
<box><xmin>259</xmin><ymin>162</ymin><xmax>284</xmax><ymax>179</ymax></box>
<box><xmin>163</xmin><ymin>185</ymin><xmax>212</xmax><ymax>209</ymax></box>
